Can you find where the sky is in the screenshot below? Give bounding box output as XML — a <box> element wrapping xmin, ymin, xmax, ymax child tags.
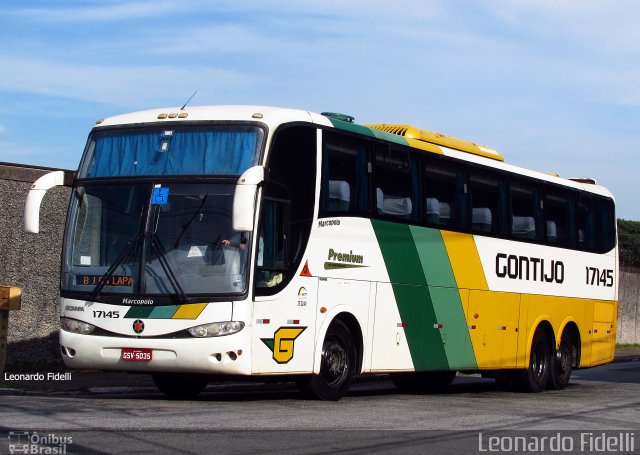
<box><xmin>0</xmin><ymin>0</ymin><xmax>638</xmax><ymax>219</ymax></box>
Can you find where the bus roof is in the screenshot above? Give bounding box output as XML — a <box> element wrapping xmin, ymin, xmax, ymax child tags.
<box><xmin>93</xmin><ymin>105</ymin><xmax>612</xmax><ymax>199</ymax></box>
<box><xmin>95</xmin><ymin>105</ymin><xmax>332</xmax><ymax>129</ymax></box>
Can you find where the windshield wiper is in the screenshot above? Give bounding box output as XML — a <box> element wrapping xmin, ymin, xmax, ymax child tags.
<box><xmin>173</xmin><ymin>194</ymin><xmax>208</xmax><ymax>249</ymax></box>
<box><xmin>90</xmin><ymin>233</ymin><xmax>141</xmax><ymax>302</ymax></box>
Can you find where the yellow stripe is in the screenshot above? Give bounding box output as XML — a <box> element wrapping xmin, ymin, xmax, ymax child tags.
<box><xmin>171</xmin><ymin>303</ymin><xmax>207</xmax><ymax>319</ymax></box>
<box><xmin>440</xmin><ymin>231</ymin><xmax>488</xmax><ymax>290</ymax></box>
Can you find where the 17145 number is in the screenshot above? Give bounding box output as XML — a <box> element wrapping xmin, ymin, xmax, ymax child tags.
<box><xmin>585</xmin><ymin>267</ymin><xmax>614</xmax><ymax>287</ymax></box>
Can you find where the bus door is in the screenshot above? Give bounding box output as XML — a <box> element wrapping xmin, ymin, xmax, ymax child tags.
<box><xmin>251</xmin><ymin>189</ymin><xmax>318</xmax><ymax>374</ymax></box>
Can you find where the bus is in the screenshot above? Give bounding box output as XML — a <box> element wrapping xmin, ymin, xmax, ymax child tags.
<box><xmin>24</xmin><ymin>106</ymin><xmax>618</xmax><ymax>400</ymax></box>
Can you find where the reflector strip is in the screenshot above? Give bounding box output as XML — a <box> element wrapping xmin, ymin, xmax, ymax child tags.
<box><xmin>256</xmin><ymin>319</ymin><xmax>270</xmax><ymax>324</ymax></box>
<box><xmin>468</xmin><ymin>325</ymin><xmax>476</xmax><ymax>330</ymax></box>
<box><xmin>434</xmin><ymin>323</ymin><xmax>443</xmax><ymax>329</ymax></box>
<box><xmin>287</xmin><ymin>319</ymin><xmax>300</xmax><ymax>325</ymax></box>
<box><xmin>498</xmin><ymin>326</ymin><xmax>507</xmax><ymax>331</ymax></box>
<box><xmin>300</xmin><ymin>260</ymin><xmax>312</xmax><ymax>277</ymax></box>
<box><xmin>397</xmin><ymin>322</ymin><xmax>407</xmax><ymax>328</ymax></box>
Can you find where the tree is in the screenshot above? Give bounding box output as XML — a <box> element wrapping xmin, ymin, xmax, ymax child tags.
<box><xmin>618</xmin><ymin>219</ymin><xmax>640</xmax><ymax>268</ymax></box>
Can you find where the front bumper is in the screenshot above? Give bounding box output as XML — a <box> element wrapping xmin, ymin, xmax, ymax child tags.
<box><xmin>59</xmin><ymin>329</ymin><xmax>252</xmax><ymax>375</ymax></box>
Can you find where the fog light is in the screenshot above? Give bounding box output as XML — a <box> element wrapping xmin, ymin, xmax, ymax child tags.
<box><xmin>188</xmin><ymin>321</ymin><xmax>245</xmax><ymax>338</ymax></box>
<box><xmin>61</xmin><ymin>317</ymin><xmax>96</xmax><ymax>335</ymax></box>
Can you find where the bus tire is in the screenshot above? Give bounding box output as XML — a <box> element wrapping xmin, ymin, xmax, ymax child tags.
<box><xmin>548</xmin><ymin>332</ymin><xmax>573</xmax><ymax>390</ymax></box>
<box><xmin>152</xmin><ymin>373</ymin><xmax>208</xmax><ymax>399</ymax></box>
<box><xmin>298</xmin><ymin>320</ymin><xmax>356</xmax><ymax>401</ymax></box>
<box><xmin>390</xmin><ymin>371</ymin><xmax>456</xmax><ymax>393</ymax></box>
<box><xmin>515</xmin><ymin>327</ymin><xmax>551</xmax><ymax>393</ymax></box>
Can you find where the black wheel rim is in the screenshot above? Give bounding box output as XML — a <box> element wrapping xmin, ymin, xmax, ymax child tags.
<box><xmin>320</xmin><ymin>335</ymin><xmax>348</xmax><ymax>387</ymax></box>
<box><xmin>532</xmin><ymin>342</ymin><xmax>547</xmax><ymax>384</ymax></box>
<box><xmin>556</xmin><ymin>340</ymin><xmax>571</xmax><ymax>378</ymax></box>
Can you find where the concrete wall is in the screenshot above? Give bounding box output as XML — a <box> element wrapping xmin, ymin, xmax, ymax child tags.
<box><xmin>617</xmin><ymin>267</ymin><xmax>640</xmax><ymax>344</ymax></box>
<box><xmin>0</xmin><ymin>161</ymin><xmax>639</xmax><ymax>371</ymax></box>
<box><xmin>0</xmin><ymin>163</ymin><xmax>71</xmax><ymax>369</ymax></box>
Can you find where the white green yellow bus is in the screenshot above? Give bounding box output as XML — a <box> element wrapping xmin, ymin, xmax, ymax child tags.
<box><xmin>24</xmin><ymin>106</ymin><xmax>618</xmax><ymax>400</ymax></box>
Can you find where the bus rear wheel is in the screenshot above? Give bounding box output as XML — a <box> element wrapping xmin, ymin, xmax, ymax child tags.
<box><xmin>152</xmin><ymin>373</ymin><xmax>208</xmax><ymax>399</ymax></box>
<box><xmin>548</xmin><ymin>332</ymin><xmax>574</xmax><ymax>390</ymax></box>
<box><xmin>298</xmin><ymin>320</ymin><xmax>356</xmax><ymax>401</ymax></box>
<box><xmin>515</xmin><ymin>327</ymin><xmax>551</xmax><ymax>393</ymax></box>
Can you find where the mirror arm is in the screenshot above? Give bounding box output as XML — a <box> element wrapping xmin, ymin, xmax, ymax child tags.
<box><xmin>24</xmin><ymin>170</ymin><xmax>69</xmax><ymax>234</ymax></box>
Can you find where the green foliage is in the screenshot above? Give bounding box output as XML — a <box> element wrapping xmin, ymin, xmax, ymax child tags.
<box><xmin>618</xmin><ymin>219</ymin><xmax>640</xmax><ymax>267</ymax></box>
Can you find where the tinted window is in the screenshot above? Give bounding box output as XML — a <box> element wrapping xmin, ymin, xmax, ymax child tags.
<box><xmin>374</xmin><ymin>145</ymin><xmax>417</xmax><ymax>222</ymax></box>
<box><xmin>510</xmin><ymin>180</ymin><xmax>542</xmax><ymax>241</ymax></box>
<box><xmin>543</xmin><ymin>187</ymin><xmax>571</xmax><ymax>247</ymax></box>
<box><xmin>320</xmin><ymin>133</ymin><xmax>370</xmax><ymax>215</ymax></box>
<box><xmin>469</xmin><ymin>169</ymin><xmax>506</xmax><ymax>235</ymax></box>
<box><xmin>424</xmin><ymin>158</ymin><xmax>466</xmax><ymax>229</ymax></box>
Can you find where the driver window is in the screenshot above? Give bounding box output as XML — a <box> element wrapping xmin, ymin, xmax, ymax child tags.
<box><xmin>255</xmin><ymin>197</ymin><xmax>290</xmax><ymax>295</ymax></box>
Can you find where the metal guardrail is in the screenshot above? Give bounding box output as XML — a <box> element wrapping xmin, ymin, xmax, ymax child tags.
<box><xmin>0</xmin><ymin>286</ymin><xmax>22</xmax><ymax>373</ymax></box>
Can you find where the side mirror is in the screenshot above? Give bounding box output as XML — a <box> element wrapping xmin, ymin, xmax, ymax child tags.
<box><xmin>232</xmin><ymin>166</ymin><xmax>264</xmax><ymax>232</ymax></box>
<box><xmin>24</xmin><ymin>171</ymin><xmax>68</xmax><ymax>234</ymax></box>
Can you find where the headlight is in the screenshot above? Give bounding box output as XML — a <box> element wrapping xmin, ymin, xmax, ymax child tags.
<box><xmin>61</xmin><ymin>317</ymin><xmax>96</xmax><ymax>335</ymax></box>
<box><xmin>188</xmin><ymin>321</ymin><xmax>245</xmax><ymax>338</ymax></box>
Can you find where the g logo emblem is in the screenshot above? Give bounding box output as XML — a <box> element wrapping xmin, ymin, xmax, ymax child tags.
<box><xmin>261</xmin><ymin>327</ymin><xmax>306</xmax><ymax>364</ymax></box>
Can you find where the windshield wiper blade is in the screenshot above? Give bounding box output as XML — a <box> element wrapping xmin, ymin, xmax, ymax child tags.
<box><xmin>148</xmin><ymin>233</ymin><xmax>188</xmax><ymax>303</ymax></box>
<box><xmin>173</xmin><ymin>194</ymin><xmax>208</xmax><ymax>249</ymax></box>
<box><xmin>90</xmin><ymin>233</ymin><xmax>141</xmax><ymax>302</ymax></box>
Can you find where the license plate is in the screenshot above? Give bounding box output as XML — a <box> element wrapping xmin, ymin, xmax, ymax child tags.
<box><xmin>121</xmin><ymin>348</ymin><xmax>152</xmax><ymax>361</ymax></box>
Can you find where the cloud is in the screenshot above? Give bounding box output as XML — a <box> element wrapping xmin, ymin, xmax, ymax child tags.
<box><xmin>0</xmin><ymin>140</ymin><xmax>78</xmax><ymax>169</ymax></box>
<box><xmin>0</xmin><ymin>1</ymin><xmax>185</xmax><ymax>23</ymax></box>
<box><xmin>1</xmin><ymin>0</ymin><xmax>444</xmax><ymax>24</ymax></box>
<box><xmin>0</xmin><ymin>56</ymin><xmax>253</xmax><ymax>108</ymax></box>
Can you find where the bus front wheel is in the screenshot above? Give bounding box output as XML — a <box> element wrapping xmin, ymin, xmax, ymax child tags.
<box><xmin>152</xmin><ymin>373</ymin><xmax>208</xmax><ymax>399</ymax></box>
<box><xmin>298</xmin><ymin>320</ymin><xmax>356</xmax><ymax>401</ymax></box>
<box><xmin>515</xmin><ymin>327</ymin><xmax>551</xmax><ymax>393</ymax></box>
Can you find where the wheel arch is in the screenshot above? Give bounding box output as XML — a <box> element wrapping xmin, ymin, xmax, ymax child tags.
<box><xmin>524</xmin><ymin>318</ymin><xmax>555</xmax><ymax>366</ymax></box>
<box><xmin>313</xmin><ymin>308</ymin><xmax>364</xmax><ymax>375</ymax></box>
<box><xmin>558</xmin><ymin>320</ymin><xmax>582</xmax><ymax>368</ymax></box>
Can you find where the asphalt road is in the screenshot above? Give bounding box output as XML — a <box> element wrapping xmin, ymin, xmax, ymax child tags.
<box><xmin>1</xmin><ymin>361</ymin><xmax>638</xmax><ymax>454</ymax></box>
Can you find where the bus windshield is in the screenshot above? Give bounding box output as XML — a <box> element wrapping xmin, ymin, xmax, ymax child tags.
<box><xmin>62</xmin><ymin>183</ymin><xmax>250</xmax><ymax>303</ymax></box>
<box><xmin>79</xmin><ymin>125</ymin><xmax>263</xmax><ymax>178</ymax></box>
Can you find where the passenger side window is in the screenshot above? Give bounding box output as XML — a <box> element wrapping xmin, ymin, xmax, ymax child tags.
<box><xmin>543</xmin><ymin>187</ymin><xmax>571</xmax><ymax>247</ymax></box>
<box><xmin>320</xmin><ymin>133</ymin><xmax>370</xmax><ymax>215</ymax></box>
<box><xmin>510</xmin><ymin>180</ymin><xmax>542</xmax><ymax>241</ymax></box>
<box><xmin>593</xmin><ymin>196</ymin><xmax>616</xmax><ymax>253</ymax></box>
<box><xmin>577</xmin><ymin>196</ymin><xmax>593</xmax><ymax>251</ymax></box>
<box><xmin>374</xmin><ymin>145</ymin><xmax>417</xmax><ymax>222</ymax></box>
<box><xmin>424</xmin><ymin>158</ymin><xmax>466</xmax><ymax>229</ymax></box>
<box><xmin>469</xmin><ymin>169</ymin><xmax>505</xmax><ymax>235</ymax></box>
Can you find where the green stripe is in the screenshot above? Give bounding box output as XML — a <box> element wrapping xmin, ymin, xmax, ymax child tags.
<box><xmin>408</xmin><ymin>227</ymin><xmax>477</xmax><ymax>369</ymax></box>
<box><xmin>124</xmin><ymin>306</ymin><xmax>154</xmax><ymax>318</ymax></box>
<box><xmin>368</xmin><ymin>128</ymin><xmax>410</xmax><ymax>147</ymax></box>
<box><xmin>327</xmin><ymin>118</ymin><xmax>377</xmax><ymax>137</ymax></box>
<box><xmin>327</xmin><ymin>118</ymin><xmax>409</xmax><ymax>147</ymax></box>
<box><xmin>149</xmin><ymin>305</ymin><xmax>180</xmax><ymax>319</ymax></box>
<box><xmin>372</xmin><ymin>220</ymin><xmax>449</xmax><ymax>370</ymax></box>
